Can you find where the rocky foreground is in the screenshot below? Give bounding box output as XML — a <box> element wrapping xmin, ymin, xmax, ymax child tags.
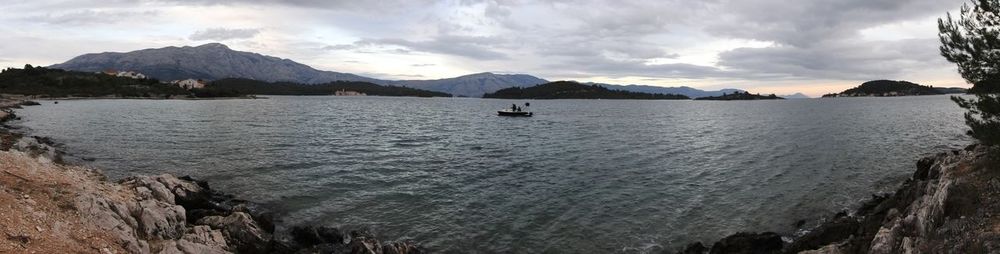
<box><xmin>0</xmin><ymin>100</ymin><xmax>422</xmax><ymax>254</ymax></box>
<box><xmin>680</xmin><ymin>144</ymin><xmax>1000</xmax><ymax>254</ymax></box>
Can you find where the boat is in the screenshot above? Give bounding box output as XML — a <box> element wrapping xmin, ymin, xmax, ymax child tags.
<box><xmin>498</xmin><ymin>110</ymin><xmax>533</xmax><ymax>117</ymax></box>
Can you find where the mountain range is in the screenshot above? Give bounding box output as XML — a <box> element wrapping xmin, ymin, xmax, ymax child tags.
<box><xmin>593</xmin><ymin>83</ymin><xmax>745</xmax><ymax>99</ymax></box>
<box><xmin>50</xmin><ymin>43</ymin><xmax>777</xmax><ymax>98</ymax></box>
<box><xmin>780</xmin><ymin>93</ymin><xmax>811</xmax><ymax>99</ymax></box>
<box><xmin>388</xmin><ymin>72</ymin><xmax>547</xmax><ymax>97</ymax></box>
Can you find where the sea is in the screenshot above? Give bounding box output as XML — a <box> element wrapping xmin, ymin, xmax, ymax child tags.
<box><xmin>13</xmin><ymin>95</ymin><xmax>971</xmax><ymax>253</ymax></box>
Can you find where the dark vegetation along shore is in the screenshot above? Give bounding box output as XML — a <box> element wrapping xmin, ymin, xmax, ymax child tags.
<box><xmin>693</xmin><ymin>91</ymin><xmax>784</xmax><ymax>101</ymax></box>
<box><xmin>209</xmin><ymin>78</ymin><xmax>451</xmax><ymax>97</ymax></box>
<box><xmin>482</xmin><ymin>81</ymin><xmax>690</xmax><ymax>99</ymax></box>
<box><xmin>0</xmin><ymin>65</ymin><xmax>193</xmax><ymax>98</ymax></box>
<box><xmin>0</xmin><ymin>65</ymin><xmax>451</xmax><ymax>99</ymax></box>
<box><xmin>0</xmin><ymin>99</ymin><xmax>424</xmax><ymax>254</ymax></box>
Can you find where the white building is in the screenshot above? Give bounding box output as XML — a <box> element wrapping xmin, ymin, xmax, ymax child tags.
<box><xmin>171</xmin><ymin>79</ymin><xmax>207</xmax><ymax>90</ymax></box>
<box><xmin>101</xmin><ymin>70</ymin><xmax>147</xmax><ymax>79</ymax></box>
<box><xmin>334</xmin><ymin>90</ymin><xmax>366</xmax><ymax>96</ymax></box>
<box><xmin>115</xmin><ymin>71</ymin><xmax>147</xmax><ymax>79</ymax></box>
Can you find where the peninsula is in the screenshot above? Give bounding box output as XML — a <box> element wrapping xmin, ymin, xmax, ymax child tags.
<box><xmin>209</xmin><ymin>78</ymin><xmax>451</xmax><ymax>97</ymax></box>
<box><xmin>821</xmin><ymin>80</ymin><xmax>957</xmax><ymax>97</ymax></box>
<box><xmin>482</xmin><ymin>81</ymin><xmax>690</xmax><ymax>100</ymax></box>
<box><xmin>693</xmin><ymin>91</ymin><xmax>784</xmax><ymax>101</ymax></box>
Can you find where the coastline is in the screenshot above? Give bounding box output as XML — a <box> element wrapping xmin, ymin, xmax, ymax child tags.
<box><xmin>678</xmin><ymin>144</ymin><xmax>999</xmax><ymax>253</ymax></box>
<box><xmin>3</xmin><ymin>97</ymin><xmax>996</xmax><ymax>253</ymax></box>
<box><xmin>0</xmin><ymin>99</ymin><xmax>421</xmax><ymax>254</ymax></box>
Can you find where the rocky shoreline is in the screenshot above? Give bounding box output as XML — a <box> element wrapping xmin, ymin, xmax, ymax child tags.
<box><xmin>678</xmin><ymin>144</ymin><xmax>999</xmax><ymax>253</ymax></box>
<box><xmin>0</xmin><ymin>99</ymin><xmax>422</xmax><ymax>254</ymax></box>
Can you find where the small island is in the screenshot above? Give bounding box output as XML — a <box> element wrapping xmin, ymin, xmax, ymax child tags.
<box><xmin>209</xmin><ymin>78</ymin><xmax>452</xmax><ymax>97</ymax></box>
<box><xmin>693</xmin><ymin>91</ymin><xmax>784</xmax><ymax>101</ymax></box>
<box><xmin>821</xmin><ymin>80</ymin><xmax>961</xmax><ymax>97</ymax></box>
<box><xmin>482</xmin><ymin>81</ymin><xmax>690</xmax><ymax>100</ymax></box>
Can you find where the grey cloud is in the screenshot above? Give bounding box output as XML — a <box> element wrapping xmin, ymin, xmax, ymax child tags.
<box><xmin>704</xmin><ymin>0</ymin><xmax>963</xmax><ymax>46</ymax></box>
<box><xmin>189</xmin><ymin>28</ymin><xmax>261</xmax><ymax>41</ymax></box>
<box><xmin>539</xmin><ymin>53</ymin><xmax>723</xmax><ymax>79</ymax></box>
<box><xmin>349</xmin><ymin>35</ymin><xmax>511</xmax><ymax>60</ymax></box>
<box><xmin>155</xmin><ymin>0</ymin><xmax>437</xmax><ymax>12</ymax></box>
<box><xmin>322</xmin><ymin>44</ymin><xmax>356</xmax><ymax>50</ymax></box>
<box><xmin>2</xmin><ymin>0</ymin><xmax>970</xmax><ymax>89</ymax></box>
<box><xmin>535</xmin><ymin>37</ymin><xmax>679</xmax><ymax>60</ymax></box>
<box><xmin>412</xmin><ymin>63</ymin><xmax>435</xmax><ymax>67</ymax></box>
<box><xmin>717</xmin><ymin>38</ymin><xmax>950</xmax><ymax>80</ymax></box>
<box><xmin>28</xmin><ymin>10</ymin><xmax>160</xmax><ymax>25</ymax></box>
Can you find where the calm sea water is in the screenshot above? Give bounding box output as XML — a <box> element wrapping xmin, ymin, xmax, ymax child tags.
<box><xmin>14</xmin><ymin>95</ymin><xmax>970</xmax><ymax>253</ymax></box>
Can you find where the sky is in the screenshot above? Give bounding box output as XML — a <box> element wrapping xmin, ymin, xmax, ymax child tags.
<box><xmin>0</xmin><ymin>0</ymin><xmax>972</xmax><ymax>96</ymax></box>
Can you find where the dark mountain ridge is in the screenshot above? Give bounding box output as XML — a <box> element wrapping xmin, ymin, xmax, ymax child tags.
<box><xmin>51</xmin><ymin>43</ymin><xmax>770</xmax><ymax>98</ymax></box>
<box><xmin>51</xmin><ymin>43</ymin><xmax>380</xmax><ymax>84</ymax></box>
<box><xmin>483</xmin><ymin>81</ymin><xmax>690</xmax><ymax>100</ymax></box>
<box><xmin>594</xmin><ymin>83</ymin><xmax>745</xmax><ymax>98</ymax></box>
<box><xmin>209</xmin><ymin>78</ymin><xmax>451</xmax><ymax>97</ymax></box>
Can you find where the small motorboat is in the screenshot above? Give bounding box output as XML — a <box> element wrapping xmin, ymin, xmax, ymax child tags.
<box><xmin>498</xmin><ymin>110</ymin><xmax>533</xmax><ymax>117</ymax></box>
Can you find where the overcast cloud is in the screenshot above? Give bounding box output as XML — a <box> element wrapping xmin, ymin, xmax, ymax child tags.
<box><xmin>189</xmin><ymin>28</ymin><xmax>261</xmax><ymax>41</ymax></box>
<box><xmin>0</xmin><ymin>0</ymin><xmax>970</xmax><ymax>95</ymax></box>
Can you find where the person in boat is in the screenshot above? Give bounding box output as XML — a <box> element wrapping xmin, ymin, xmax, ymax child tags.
<box><xmin>511</xmin><ymin>104</ymin><xmax>517</xmax><ymax>112</ymax></box>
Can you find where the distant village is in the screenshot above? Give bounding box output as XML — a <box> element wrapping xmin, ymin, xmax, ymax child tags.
<box><xmin>98</xmin><ymin>70</ymin><xmax>366</xmax><ymax>96</ymax></box>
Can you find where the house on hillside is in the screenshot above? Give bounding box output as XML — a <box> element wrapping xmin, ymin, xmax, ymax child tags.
<box><xmin>171</xmin><ymin>79</ymin><xmax>207</xmax><ymax>90</ymax></box>
<box><xmin>100</xmin><ymin>69</ymin><xmax>147</xmax><ymax>79</ymax></box>
<box><xmin>334</xmin><ymin>90</ymin><xmax>366</xmax><ymax>96</ymax></box>
<box><xmin>116</xmin><ymin>71</ymin><xmax>147</xmax><ymax>79</ymax></box>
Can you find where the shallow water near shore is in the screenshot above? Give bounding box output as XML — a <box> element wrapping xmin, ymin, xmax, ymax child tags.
<box><xmin>14</xmin><ymin>95</ymin><xmax>970</xmax><ymax>253</ymax></box>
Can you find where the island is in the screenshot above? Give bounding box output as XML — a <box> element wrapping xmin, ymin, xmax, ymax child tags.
<box><xmin>481</xmin><ymin>81</ymin><xmax>690</xmax><ymax>100</ymax></box>
<box><xmin>693</xmin><ymin>91</ymin><xmax>784</xmax><ymax>100</ymax></box>
<box><xmin>209</xmin><ymin>78</ymin><xmax>451</xmax><ymax>97</ymax></box>
<box><xmin>821</xmin><ymin>80</ymin><xmax>956</xmax><ymax>97</ymax></box>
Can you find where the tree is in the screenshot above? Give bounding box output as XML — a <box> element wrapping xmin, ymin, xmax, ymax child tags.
<box><xmin>939</xmin><ymin>0</ymin><xmax>1000</xmax><ymax>145</ymax></box>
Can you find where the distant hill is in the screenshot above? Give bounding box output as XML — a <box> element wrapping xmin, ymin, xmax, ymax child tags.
<box><xmin>50</xmin><ymin>43</ymin><xmax>380</xmax><ymax>84</ymax></box>
<box><xmin>823</xmin><ymin>80</ymin><xmax>943</xmax><ymax>97</ymax></box>
<box><xmin>49</xmin><ymin>44</ymin><xmax>548</xmax><ymax>97</ymax></box>
<box><xmin>51</xmin><ymin>44</ymin><xmax>775</xmax><ymax>98</ymax></box>
<box><xmin>694</xmin><ymin>91</ymin><xmax>784</xmax><ymax>101</ymax></box>
<box><xmin>209</xmin><ymin>78</ymin><xmax>450</xmax><ymax>97</ymax></box>
<box><xmin>593</xmin><ymin>83</ymin><xmax>743</xmax><ymax>98</ymax></box>
<box><xmin>780</xmin><ymin>93</ymin><xmax>811</xmax><ymax>99</ymax></box>
<box><xmin>483</xmin><ymin>81</ymin><xmax>690</xmax><ymax>100</ymax></box>
<box><xmin>392</xmin><ymin>72</ymin><xmax>547</xmax><ymax>97</ymax></box>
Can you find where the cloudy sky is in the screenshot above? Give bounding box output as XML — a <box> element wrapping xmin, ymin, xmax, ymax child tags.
<box><xmin>0</xmin><ymin>0</ymin><xmax>970</xmax><ymax>96</ymax></box>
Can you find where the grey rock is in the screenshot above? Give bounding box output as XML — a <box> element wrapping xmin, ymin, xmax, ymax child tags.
<box><xmin>136</xmin><ymin>199</ymin><xmax>187</xmax><ymax>240</ymax></box>
<box><xmin>197</xmin><ymin>212</ymin><xmax>269</xmax><ymax>254</ymax></box>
